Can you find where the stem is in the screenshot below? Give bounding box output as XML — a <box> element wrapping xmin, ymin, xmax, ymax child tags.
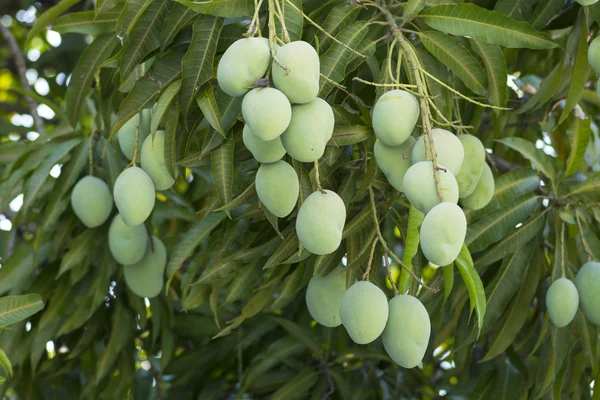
<box><xmin>314</xmin><ymin>159</ymin><xmax>323</xmax><ymax>191</ymax></box>
<box><xmin>244</xmin><ymin>0</ymin><xmax>264</xmax><ymax>37</ymax></box>
<box><xmin>352</xmin><ymin>77</ymin><xmax>417</xmax><ymax>89</ymax></box>
<box><xmin>88</xmin><ymin>133</ymin><xmax>95</xmax><ymax>176</ymax></box>
<box><xmin>362</xmin><ymin>237</ymin><xmax>379</xmax><ymax>281</ymax></box>
<box><xmin>274</xmin><ymin>0</ymin><xmax>290</xmax><ymax>43</ymax></box>
<box><xmin>576</xmin><ymin>212</ymin><xmax>594</xmax><ymax>262</ymax></box>
<box><xmin>268</xmin><ymin>0</ymin><xmax>289</xmax><ymax>74</ymax></box>
<box><xmin>128</xmin><ymin>117</ymin><xmax>141</xmax><ymax>166</ymax></box>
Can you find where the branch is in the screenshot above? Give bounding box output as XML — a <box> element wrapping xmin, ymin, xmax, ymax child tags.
<box><xmin>0</xmin><ymin>24</ymin><xmax>46</xmax><ymax>136</ymax></box>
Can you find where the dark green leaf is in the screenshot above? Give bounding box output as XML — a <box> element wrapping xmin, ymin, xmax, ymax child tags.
<box><xmin>27</xmin><ymin>0</ymin><xmax>81</xmax><ymax>44</ymax></box>
<box><xmin>470</xmin><ymin>39</ymin><xmax>507</xmax><ymax>108</ymax></box>
<box><xmin>0</xmin><ymin>294</ymin><xmax>44</xmax><ymax>328</ymax></box>
<box><xmin>455</xmin><ymin>245</ymin><xmax>486</xmax><ymax>335</ymax></box>
<box><xmin>496</xmin><ymin>137</ymin><xmax>557</xmax><ymax>180</ymax></box>
<box><xmin>174</xmin><ymin>0</ymin><xmax>254</xmax><ymax>17</ymax></box>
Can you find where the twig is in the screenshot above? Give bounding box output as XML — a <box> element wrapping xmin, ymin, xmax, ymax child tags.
<box><xmin>274</xmin><ymin>0</ymin><xmax>290</xmax><ymax>43</ymax></box>
<box><xmin>88</xmin><ymin>133</ymin><xmax>95</xmax><ymax>175</ymax></box>
<box><xmin>362</xmin><ymin>237</ymin><xmax>380</xmax><ymax>281</ymax></box>
<box><xmin>268</xmin><ymin>0</ymin><xmax>289</xmax><ymax>74</ymax></box>
<box><xmin>128</xmin><ymin>116</ymin><xmax>141</xmax><ymax>166</ymax></box>
<box><xmin>314</xmin><ymin>159</ymin><xmax>323</xmax><ymax>192</ymax></box>
<box><xmin>0</xmin><ymin>24</ymin><xmax>46</xmax><ymax>136</ymax></box>
<box><xmin>576</xmin><ymin>212</ymin><xmax>594</xmax><ymax>262</ymax></box>
<box><xmin>244</xmin><ymin>0</ymin><xmax>264</xmax><ymax>37</ymax></box>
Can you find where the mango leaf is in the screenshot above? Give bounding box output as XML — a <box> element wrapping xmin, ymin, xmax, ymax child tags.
<box><xmin>163</xmin><ymin>105</ymin><xmax>179</xmax><ymax>178</ymax></box>
<box><xmin>210</xmin><ymin>136</ymin><xmax>234</xmax><ymax>213</ymax></box>
<box><xmin>0</xmin><ymin>294</ymin><xmax>44</xmax><ymax>328</ymax></box>
<box><xmin>160</xmin><ymin>3</ymin><xmax>198</xmax><ymax>51</ymax></box>
<box><xmin>66</xmin><ymin>34</ymin><xmax>119</xmax><ymax>126</ymax></box>
<box><xmin>342</xmin><ymin>207</ymin><xmax>372</xmax><ymax>239</ymax></box>
<box><xmin>196</xmin><ymin>84</ymin><xmax>225</xmax><ymax>137</ymax></box>
<box><xmin>576</xmin><ymin>311</ymin><xmax>599</xmax><ymax>375</ymax></box>
<box><xmin>213</xmin><ymin>287</ymin><xmax>275</xmax><ymax>338</ymax></box>
<box><xmin>313</xmin><ymin>243</ymin><xmax>346</xmax><ymax>277</ymax></box>
<box><xmin>119</xmin><ymin>0</ymin><xmax>170</xmax><ymax>79</ymax></box>
<box><xmin>517</xmin><ymin>59</ymin><xmax>564</xmax><ymax>115</ymax></box>
<box><xmin>0</xmin><ymin>349</ymin><xmax>12</xmax><ymax>378</ymax></box>
<box><xmin>443</xmin><ymin>264</ymin><xmax>454</xmax><ymax>303</ymax></box>
<box><xmin>174</xmin><ymin>0</ymin><xmax>254</xmax><ymax>18</ymax></box>
<box><xmin>58</xmin><ymin>229</ymin><xmax>96</xmax><ymax>277</ymax></box>
<box><xmin>213</xmin><ymin>182</ymin><xmax>256</xmax><ymax>212</ymax></box>
<box><xmin>95</xmin><ymin>302</ymin><xmax>134</xmax><ymax>383</ymax></box>
<box><xmin>27</xmin><ymin>0</ymin><xmax>81</xmax><ymax>44</ymax></box>
<box><xmin>52</xmin><ymin>10</ymin><xmax>119</xmax><ymax>35</ymax></box>
<box><xmin>400</xmin><ymin>206</ymin><xmax>424</xmax><ymax>293</ymax></box>
<box><xmin>404</xmin><ymin>0</ymin><xmax>427</xmax><ymax>22</ymax></box>
<box><xmin>565</xmin><ymin>116</ymin><xmax>591</xmax><ymax>177</ymax></box>
<box><xmin>95</xmin><ymin>0</ymin><xmax>119</xmax><ymax>18</ymax></box>
<box><xmin>328</xmin><ymin>125</ymin><xmax>372</xmax><ymax>147</ymax></box>
<box><xmin>419</xmin><ymin>4</ymin><xmax>559</xmax><ymax>49</ymax></box>
<box><xmin>494</xmin><ymin>0</ymin><xmax>535</xmax><ymax>20</ymax></box>
<box><xmin>529</xmin><ymin>0</ymin><xmax>565</xmax><ymax>30</ymax></box>
<box><xmin>496</xmin><ymin>137</ymin><xmax>557</xmax><ymax>180</ymax></box>
<box><xmin>276</xmin><ymin>0</ymin><xmax>303</xmax><ymax>42</ymax></box>
<box><xmin>271</xmin><ymin>367</ymin><xmax>319</xmax><ymax>400</ymax></box>
<box><xmin>264</xmin><ymin>229</ymin><xmax>300</xmax><ymax>270</ymax></box>
<box><xmin>470</xmin><ymin>39</ymin><xmax>507</xmax><ymax>108</ymax></box>
<box><xmin>151</xmin><ymin>79</ymin><xmax>181</xmax><ymax>139</ymax></box>
<box><xmin>455</xmin><ymin>245</ymin><xmax>486</xmax><ymax>335</ymax></box>
<box><xmin>315</xmin><ymin>4</ymin><xmax>361</xmax><ymax>53</ymax></box>
<box><xmin>116</xmin><ymin>0</ymin><xmax>152</xmax><ymax>40</ymax></box>
<box><xmin>559</xmin><ymin>22</ymin><xmax>590</xmax><ymax>124</ymax></box>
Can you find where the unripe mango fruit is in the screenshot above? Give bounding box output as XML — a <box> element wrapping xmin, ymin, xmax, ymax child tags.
<box><xmin>579</xmin><ymin>0</ymin><xmax>599</xmax><ymax>7</ymax></box>
<box><xmin>411</xmin><ymin>129</ymin><xmax>464</xmax><ymax>175</ymax></box>
<box><xmin>575</xmin><ymin>261</ymin><xmax>600</xmax><ymax>325</ymax></box>
<box><xmin>296</xmin><ymin>190</ymin><xmax>346</xmax><ymax>255</ymax></box>
<box><xmin>70</xmin><ymin>176</ymin><xmax>113</xmax><ymax>228</ymax></box>
<box><xmin>372</xmin><ymin>90</ymin><xmax>419</xmax><ymax>146</ymax></box>
<box><xmin>256</xmin><ymin>160</ymin><xmax>299</xmax><ymax>218</ymax></box>
<box><xmin>455</xmin><ymin>135</ymin><xmax>486</xmax><ymax>198</ymax></box>
<box><xmin>374</xmin><ymin>137</ymin><xmax>415</xmax><ymax>192</ymax></box>
<box><xmin>403</xmin><ymin>161</ymin><xmax>459</xmax><ymax>214</ymax></box>
<box><xmin>419</xmin><ymin>202</ymin><xmax>466</xmax><ymax>266</ymax></box>
<box><xmin>460</xmin><ymin>163</ymin><xmax>494</xmax><ymax>210</ymax></box>
<box><xmin>140</xmin><ymin>130</ymin><xmax>175</xmax><ymax>191</ymax></box>
<box><xmin>546</xmin><ymin>278</ymin><xmax>579</xmax><ymax>328</ymax></box>
<box><xmin>589</xmin><ymin>37</ymin><xmax>600</xmax><ymax>75</ymax></box>
<box><xmin>118</xmin><ymin>110</ymin><xmax>151</xmax><ymax>161</ymax></box>
<box><xmin>382</xmin><ymin>295</ymin><xmax>431</xmax><ymax>368</ymax></box>
<box><xmin>305</xmin><ymin>267</ymin><xmax>347</xmax><ymax>327</ymax></box>
<box><xmin>340</xmin><ymin>281</ymin><xmax>389</xmax><ymax>344</ymax></box>
<box><xmin>280</xmin><ymin>97</ymin><xmax>334</xmax><ymax>162</ymax></box>
<box><xmin>242</xmin><ymin>88</ymin><xmax>292</xmax><ymax>141</ymax></box>
<box><xmin>114</xmin><ymin>166</ymin><xmax>155</xmax><ymax>226</ymax></box>
<box><xmin>242</xmin><ymin>125</ymin><xmax>286</xmax><ymax>163</ymax></box>
<box><xmin>272</xmin><ymin>41</ymin><xmax>320</xmax><ymax>104</ymax></box>
<box><xmin>217</xmin><ymin>37</ymin><xmax>271</xmax><ymax>97</ymax></box>
<box><xmin>124</xmin><ymin>236</ymin><xmax>167</xmax><ymax>298</ymax></box>
<box><xmin>108</xmin><ymin>214</ymin><xmax>148</xmax><ymax>265</ymax></box>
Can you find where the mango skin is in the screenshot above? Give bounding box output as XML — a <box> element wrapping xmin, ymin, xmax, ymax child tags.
<box><xmin>403</xmin><ymin>161</ymin><xmax>459</xmax><ymax>215</ymax></box>
<box><xmin>242</xmin><ymin>88</ymin><xmax>292</xmax><ymax>141</ymax></box>
<box><xmin>375</xmin><ymin>137</ymin><xmax>415</xmax><ymax>192</ymax></box>
<box><xmin>70</xmin><ymin>176</ymin><xmax>113</xmax><ymax>228</ymax></box>
<box><xmin>140</xmin><ymin>130</ymin><xmax>175</xmax><ymax>191</ymax></box>
<box><xmin>580</xmin><ymin>0</ymin><xmax>600</xmax><ymax>7</ymax></box>
<box><xmin>217</xmin><ymin>37</ymin><xmax>271</xmax><ymax>97</ymax></box>
<box><xmin>272</xmin><ymin>41</ymin><xmax>320</xmax><ymax>104</ymax></box>
<box><xmin>124</xmin><ymin>236</ymin><xmax>167</xmax><ymax>298</ymax></box>
<box><xmin>419</xmin><ymin>202</ymin><xmax>466</xmax><ymax>266</ymax></box>
<box><xmin>256</xmin><ymin>160</ymin><xmax>299</xmax><ymax>218</ymax></box>
<box><xmin>108</xmin><ymin>214</ymin><xmax>148</xmax><ymax>265</ymax></box>
<box><xmin>411</xmin><ymin>129</ymin><xmax>464</xmax><ymax>175</ymax></box>
<box><xmin>455</xmin><ymin>135</ymin><xmax>486</xmax><ymax>198</ymax></box>
<box><xmin>280</xmin><ymin>97</ymin><xmax>334</xmax><ymax>162</ymax></box>
<box><xmin>339</xmin><ymin>281</ymin><xmax>389</xmax><ymax>344</ymax></box>
<box><xmin>305</xmin><ymin>267</ymin><xmax>347</xmax><ymax>327</ymax></box>
<box><xmin>242</xmin><ymin>125</ymin><xmax>286</xmax><ymax>164</ymax></box>
<box><xmin>118</xmin><ymin>110</ymin><xmax>151</xmax><ymax>161</ymax></box>
<box><xmin>296</xmin><ymin>190</ymin><xmax>346</xmax><ymax>255</ymax></box>
<box><xmin>546</xmin><ymin>278</ymin><xmax>579</xmax><ymax>328</ymax></box>
<box><xmin>114</xmin><ymin>166</ymin><xmax>155</xmax><ymax>227</ymax></box>
<box><xmin>575</xmin><ymin>261</ymin><xmax>600</xmax><ymax>325</ymax></box>
<box><xmin>461</xmin><ymin>163</ymin><xmax>495</xmax><ymax>210</ymax></box>
<box><xmin>372</xmin><ymin>90</ymin><xmax>419</xmax><ymax>146</ymax></box>
<box><xmin>382</xmin><ymin>295</ymin><xmax>431</xmax><ymax>368</ymax></box>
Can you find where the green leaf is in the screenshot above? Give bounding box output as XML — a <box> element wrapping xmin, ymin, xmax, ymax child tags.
<box><xmin>116</xmin><ymin>0</ymin><xmax>152</xmax><ymax>40</ymax></box>
<box><xmin>196</xmin><ymin>84</ymin><xmax>225</xmax><ymax>137</ymax></box>
<box><xmin>517</xmin><ymin>59</ymin><xmax>565</xmax><ymax>115</ymax></box>
<box><xmin>58</xmin><ymin>229</ymin><xmax>96</xmax><ymax>277</ymax></box>
<box><xmin>455</xmin><ymin>244</ymin><xmax>486</xmax><ymax>335</ymax></box>
<box><xmin>65</xmin><ymin>34</ymin><xmax>119</xmax><ymax>126</ymax></box>
<box><xmin>565</xmin><ymin>116</ymin><xmax>591</xmax><ymax>176</ymax></box>
<box><xmin>404</xmin><ymin>0</ymin><xmax>427</xmax><ymax>22</ymax></box>
<box><xmin>213</xmin><ymin>182</ymin><xmax>256</xmax><ymax>212</ymax></box>
<box><xmin>193</xmin><ymin>261</ymin><xmax>239</xmax><ymax>285</ymax></box>
<box><xmin>443</xmin><ymin>264</ymin><xmax>454</xmax><ymax>303</ymax></box>
<box><xmin>342</xmin><ymin>207</ymin><xmax>372</xmax><ymax>239</ymax></box>
<box><xmin>466</xmin><ymin>194</ymin><xmax>539</xmax><ymax>253</ymax></box>
<box><xmin>319</xmin><ymin>22</ymin><xmax>369</xmax><ymax>98</ymax></box>
<box><xmin>271</xmin><ymin>367</ymin><xmax>319</xmax><ymax>400</ymax></box>
<box><xmin>315</xmin><ymin>4</ymin><xmax>362</xmax><ymax>53</ymax></box>
<box><xmin>0</xmin><ymin>349</ymin><xmax>12</xmax><ymax>378</ymax></box>
<box><xmin>419</xmin><ymin>4</ymin><xmax>559</xmax><ymax>49</ymax></box>
<box><xmin>264</xmin><ymin>229</ymin><xmax>300</xmax><ymax>270</ymax></box>
<box><xmin>166</xmin><ymin>212</ymin><xmax>227</xmax><ymax>289</ymax></box>
<box><xmin>210</xmin><ymin>136</ymin><xmax>234</xmax><ymax>213</ymax></box>
<box><xmin>119</xmin><ymin>0</ymin><xmax>170</xmax><ymax>79</ymax></box>
<box><xmin>96</xmin><ymin>302</ymin><xmax>134</xmax><ymax>383</ymax></box>
<box><xmin>276</xmin><ymin>0</ymin><xmax>303</xmax><ymax>42</ymax></box>
<box><xmin>470</xmin><ymin>39</ymin><xmax>507</xmax><ymax>108</ymax></box>
<box><xmin>420</xmin><ymin>31</ymin><xmax>487</xmax><ymax>95</ymax></box>
<box><xmin>160</xmin><ymin>3</ymin><xmax>198</xmax><ymax>52</ymax></box>
<box><xmin>328</xmin><ymin>125</ymin><xmax>372</xmax><ymax>147</ymax></box>
<box><xmin>163</xmin><ymin>105</ymin><xmax>179</xmax><ymax>178</ymax></box>
<box><xmin>213</xmin><ymin>287</ymin><xmax>275</xmax><ymax>338</ymax></box>
<box><xmin>180</xmin><ymin>16</ymin><xmax>224</xmax><ymax>115</ymax></box>
<box><xmin>576</xmin><ymin>311</ymin><xmax>599</xmax><ymax>375</ymax></box>
<box><xmin>174</xmin><ymin>0</ymin><xmax>254</xmax><ymax>18</ymax></box>
<box><xmin>559</xmin><ymin>22</ymin><xmax>590</xmax><ymax>125</ymax></box>
<box><xmin>27</xmin><ymin>0</ymin><xmax>81</xmax><ymax>44</ymax></box>
<box><xmin>9</xmin><ymin>87</ymin><xmax>69</xmax><ymax>125</ymax></box>
<box><xmin>151</xmin><ymin>79</ymin><xmax>181</xmax><ymax>139</ymax></box>
<box><xmin>400</xmin><ymin>206</ymin><xmax>424</xmax><ymax>293</ymax></box>
<box><xmin>496</xmin><ymin>137</ymin><xmax>557</xmax><ymax>180</ymax></box>
<box><xmin>494</xmin><ymin>0</ymin><xmax>535</xmax><ymax>20</ymax></box>
<box><xmin>0</xmin><ymin>294</ymin><xmax>44</xmax><ymax>328</ymax></box>
<box><xmin>52</xmin><ymin>10</ymin><xmax>119</xmax><ymax>35</ymax></box>
<box><xmin>529</xmin><ymin>0</ymin><xmax>566</xmax><ymax>30</ymax></box>
<box><xmin>552</xmin><ymin>220</ymin><xmax>568</xmax><ymax>281</ymax></box>
<box><xmin>95</xmin><ymin>0</ymin><xmax>119</xmax><ymax>18</ymax></box>
<box><xmin>313</xmin><ymin>243</ymin><xmax>346</xmax><ymax>277</ymax></box>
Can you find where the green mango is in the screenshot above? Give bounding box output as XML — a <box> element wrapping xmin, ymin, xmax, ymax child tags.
<box><xmin>374</xmin><ymin>137</ymin><xmax>415</xmax><ymax>192</ymax></box>
<box><xmin>108</xmin><ymin>214</ymin><xmax>148</xmax><ymax>265</ymax></box>
<box><xmin>70</xmin><ymin>176</ymin><xmax>113</xmax><ymax>228</ymax></box>
<box><xmin>242</xmin><ymin>87</ymin><xmax>292</xmax><ymax>141</ymax></box>
<box><xmin>296</xmin><ymin>189</ymin><xmax>346</xmax><ymax>255</ymax></box>
<box><xmin>339</xmin><ymin>281</ymin><xmax>389</xmax><ymax>344</ymax></box>
<box><xmin>124</xmin><ymin>236</ymin><xmax>167</xmax><ymax>299</ymax></box>
<box><xmin>411</xmin><ymin>128</ymin><xmax>464</xmax><ymax>175</ymax></box>
<box><xmin>419</xmin><ymin>202</ymin><xmax>466</xmax><ymax>266</ymax></box>
<box><xmin>256</xmin><ymin>160</ymin><xmax>299</xmax><ymax>218</ymax></box>
<box><xmin>305</xmin><ymin>267</ymin><xmax>347</xmax><ymax>327</ymax></box>
<box><xmin>460</xmin><ymin>163</ymin><xmax>494</xmax><ymax>210</ymax></box>
<box><xmin>546</xmin><ymin>278</ymin><xmax>579</xmax><ymax>328</ymax></box>
<box><xmin>576</xmin><ymin>261</ymin><xmax>600</xmax><ymax>325</ymax></box>
<box><xmin>272</xmin><ymin>40</ymin><xmax>320</xmax><ymax>104</ymax></box>
<box><xmin>113</xmin><ymin>166</ymin><xmax>155</xmax><ymax>226</ymax></box>
<box><xmin>372</xmin><ymin>90</ymin><xmax>419</xmax><ymax>146</ymax></box>
<box><xmin>403</xmin><ymin>161</ymin><xmax>459</xmax><ymax>214</ymax></box>
<box><xmin>217</xmin><ymin>37</ymin><xmax>271</xmax><ymax>97</ymax></box>
<box><xmin>140</xmin><ymin>130</ymin><xmax>175</xmax><ymax>191</ymax></box>
<box><xmin>242</xmin><ymin>124</ymin><xmax>286</xmax><ymax>164</ymax></box>
<box><xmin>455</xmin><ymin>135</ymin><xmax>485</xmax><ymax>198</ymax></box>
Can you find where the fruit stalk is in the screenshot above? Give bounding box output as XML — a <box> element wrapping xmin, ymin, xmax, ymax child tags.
<box><xmin>267</xmin><ymin>0</ymin><xmax>289</xmax><ymax>74</ymax></box>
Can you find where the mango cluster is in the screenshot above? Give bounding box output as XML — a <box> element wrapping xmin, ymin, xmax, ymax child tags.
<box><xmin>305</xmin><ymin>270</ymin><xmax>431</xmax><ymax>368</ymax></box>
<box><xmin>217</xmin><ymin>38</ymin><xmax>345</xmax><ymax>255</ymax></box>
<box><xmin>69</xmin><ymin>110</ymin><xmax>173</xmax><ymax>298</ymax></box>
<box><xmin>373</xmin><ymin>93</ymin><xmax>494</xmax><ymax>266</ymax></box>
<box><xmin>546</xmin><ymin>261</ymin><xmax>600</xmax><ymax>328</ymax></box>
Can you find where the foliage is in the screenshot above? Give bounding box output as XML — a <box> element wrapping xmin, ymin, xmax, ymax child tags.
<box><xmin>0</xmin><ymin>0</ymin><xmax>599</xmax><ymax>398</ymax></box>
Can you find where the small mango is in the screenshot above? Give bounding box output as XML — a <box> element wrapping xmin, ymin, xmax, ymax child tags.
<box><xmin>242</xmin><ymin>87</ymin><xmax>292</xmax><ymax>141</ymax></box>
<box><xmin>339</xmin><ymin>281</ymin><xmax>389</xmax><ymax>344</ymax></box>
<box><xmin>108</xmin><ymin>214</ymin><xmax>148</xmax><ymax>265</ymax></box>
<box><xmin>140</xmin><ymin>130</ymin><xmax>175</xmax><ymax>191</ymax></box>
<box><xmin>305</xmin><ymin>267</ymin><xmax>347</xmax><ymax>327</ymax></box>
<box><xmin>124</xmin><ymin>236</ymin><xmax>167</xmax><ymax>299</ymax></box>
<box><xmin>460</xmin><ymin>163</ymin><xmax>494</xmax><ymax>210</ymax></box>
<box><xmin>113</xmin><ymin>166</ymin><xmax>155</xmax><ymax>226</ymax></box>
<box><xmin>411</xmin><ymin>129</ymin><xmax>464</xmax><ymax>175</ymax></box>
<box><xmin>455</xmin><ymin>135</ymin><xmax>485</xmax><ymax>198</ymax></box>
<box><xmin>575</xmin><ymin>261</ymin><xmax>600</xmax><ymax>325</ymax></box>
<box><xmin>403</xmin><ymin>161</ymin><xmax>459</xmax><ymax>214</ymax></box>
<box><xmin>70</xmin><ymin>176</ymin><xmax>113</xmax><ymax>228</ymax></box>
<box><xmin>272</xmin><ymin>41</ymin><xmax>320</xmax><ymax>104</ymax></box>
<box><xmin>256</xmin><ymin>160</ymin><xmax>299</xmax><ymax>218</ymax></box>
<box><xmin>372</xmin><ymin>90</ymin><xmax>419</xmax><ymax>146</ymax></box>
<box><xmin>419</xmin><ymin>202</ymin><xmax>466</xmax><ymax>266</ymax></box>
<box><xmin>242</xmin><ymin>124</ymin><xmax>286</xmax><ymax>164</ymax></box>
<box><xmin>374</xmin><ymin>137</ymin><xmax>415</xmax><ymax>193</ymax></box>
<box><xmin>296</xmin><ymin>190</ymin><xmax>346</xmax><ymax>255</ymax></box>
<box><xmin>546</xmin><ymin>278</ymin><xmax>579</xmax><ymax>328</ymax></box>
<box><xmin>217</xmin><ymin>37</ymin><xmax>271</xmax><ymax>97</ymax></box>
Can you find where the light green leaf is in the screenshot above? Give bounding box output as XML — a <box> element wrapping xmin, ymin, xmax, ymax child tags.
<box><xmin>455</xmin><ymin>244</ymin><xmax>486</xmax><ymax>335</ymax></box>
<box><xmin>559</xmin><ymin>22</ymin><xmax>590</xmax><ymax>125</ymax></box>
<box><xmin>315</xmin><ymin>4</ymin><xmax>362</xmax><ymax>53</ymax></box>
<box><xmin>0</xmin><ymin>294</ymin><xmax>44</xmax><ymax>328</ymax></box>
<box><xmin>466</xmin><ymin>193</ymin><xmax>539</xmax><ymax>253</ymax></box>
<box><xmin>174</xmin><ymin>0</ymin><xmax>254</xmax><ymax>18</ymax></box>
<box><xmin>214</xmin><ymin>182</ymin><xmax>256</xmax><ymax>212</ymax></box>
<box><xmin>517</xmin><ymin>59</ymin><xmax>565</xmax><ymax>115</ymax></box>
<box><xmin>443</xmin><ymin>264</ymin><xmax>454</xmax><ymax>303</ymax></box>
<box><xmin>210</xmin><ymin>136</ymin><xmax>234</xmax><ymax>213</ymax></box>
<box><xmin>196</xmin><ymin>84</ymin><xmax>225</xmax><ymax>137</ymax></box>
<box><xmin>161</xmin><ymin>3</ymin><xmax>198</xmax><ymax>52</ymax></box>
<box><xmin>419</xmin><ymin>4</ymin><xmax>559</xmax><ymax>49</ymax></box>
<box><xmin>328</xmin><ymin>125</ymin><xmax>372</xmax><ymax>147</ymax></box>
<box><xmin>342</xmin><ymin>207</ymin><xmax>372</xmax><ymax>239</ymax></box>
<box><xmin>496</xmin><ymin>137</ymin><xmax>557</xmax><ymax>180</ymax></box>
<box><xmin>565</xmin><ymin>116</ymin><xmax>591</xmax><ymax>176</ymax></box>
<box><xmin>180</xmin><ymin>15</ymin><xmax>224</xmax><ymax>115</ymax></box>
<box><xmin>401</xmin><ymin>206</ymin><xmax>424</xmax><ymax>293</ymax></box>
<box><xmin>404</xmin><ymin>0</ymin><xmax>427</xmax><ymax>22</ymax></box>
<box><xmin>470</xmin><ymin>39</ymin><xmax>507</xmax><ymax>108</ymax></box>
<box><xmin>9</xmin><ymin>87</ymin><xmax>69</xmax><ymax>125</ymax></box>
<box><xmin>65</xmin><ymin>34</ymin><xmax>119</xmax><ymax>126</ymax></box>
<box><xmin>0</xmin><ymin>349</ymin><xmax>12</xmax><ymax>378</ymax></box>
<box><xmin>27</xmin><ymin>0</ymin><xmax>81</xmax><ymax>44</ymax></box>
<box><xmin>95</xmin><ymin>0</ymin><xmax>119</xmax><ymax>18</ymax></box>
<box><xmin>420</xmin><ymin>31</ymin><xmax>487</xmax><ymax>95</ymax></box>
<box><xmin>0</xmin><ymin>242</ymin><xmax>52</xmax><ymax>295</ymax></box>
<box><xmin>264</xmin><ymin>229</ymin><xmax>300</xmax><ymax>270</ymax></box>
<box><xmin>52</xmin><ymin>10</ymin><xmax>119</xmax><ymax>35</ymax></box>
<box><xmin>151</xmin><ymin>79</ymin><xmax>181</xmax><ymax>139</ymax></box>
